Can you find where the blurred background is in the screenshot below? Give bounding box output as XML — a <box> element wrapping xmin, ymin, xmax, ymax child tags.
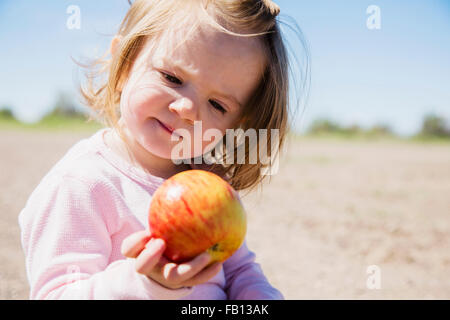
<box><xmin>0</xmin><ymin>0</ymin><xmax>449</xmax><ymax>299</ymax></box>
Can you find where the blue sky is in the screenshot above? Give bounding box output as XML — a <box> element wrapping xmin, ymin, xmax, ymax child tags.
<box><xmin>0</xmin><ymin>0</ymin><xmax>449</xmax><ymax>136</ymax></box>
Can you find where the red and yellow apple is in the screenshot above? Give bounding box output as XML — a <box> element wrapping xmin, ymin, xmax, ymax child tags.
<box><xmin>148</xmin><ymin>169</ymin><xmax>247</xmax><ymax>264</ymax></box>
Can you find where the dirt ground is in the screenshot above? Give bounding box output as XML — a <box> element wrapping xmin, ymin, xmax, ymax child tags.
<box><xmin>1</xmin><ymin>129</ymin><xmax>449</xmax><ymax>299</ymax></box>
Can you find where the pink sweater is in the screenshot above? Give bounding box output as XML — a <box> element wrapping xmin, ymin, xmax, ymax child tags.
<box><xmin>18</xmin><ymin>128</ymin><xmax>283</xmax><ymax>300</ymax></box>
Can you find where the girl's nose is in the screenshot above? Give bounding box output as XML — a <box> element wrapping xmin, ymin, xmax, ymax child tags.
<box><xmin>168</xmin><ymin>97</ymin><xmax>198</xmax><ymax>124</ymax></box>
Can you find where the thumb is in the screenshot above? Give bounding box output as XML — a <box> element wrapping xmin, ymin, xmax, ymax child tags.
<box><xmin>135</xmin><ymin>238</ymin><xmax>166</xmax><ymax>276</ymax></box>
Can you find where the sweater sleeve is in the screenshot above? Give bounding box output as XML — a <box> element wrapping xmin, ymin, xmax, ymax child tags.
<box><xmin>18</xmin><ymin>174</ymin><xmax>192</xmax><ymax>300</ymax></box>
<box><xmin>223</xmin><ymin>241</ymin><xmax>284</xmax><ymax>300</ymax></box>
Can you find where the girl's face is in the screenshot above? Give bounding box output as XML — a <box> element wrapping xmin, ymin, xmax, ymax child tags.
<box><xmin>119</xmin><ymin>26</ymin><xmax>266</xmax><ymax>165</ymax></box>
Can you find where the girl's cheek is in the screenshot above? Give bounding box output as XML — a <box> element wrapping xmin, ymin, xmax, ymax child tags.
<box><xmin>125</xmin><ymin>85</ymin><xmax>167</xmax><ymax>118</ymax></box>
<box><xmin>121</xmin><ymin>69</ymin><xmax>168</xmax><ymax>110</ymax></box>
<box><xmin>198</xmin><ymin>126</ymin><xmax>226</xmax><ymax>157</ymax></box>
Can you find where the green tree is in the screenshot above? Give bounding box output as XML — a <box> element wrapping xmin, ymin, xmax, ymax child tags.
<box><xmin>419</xmin><ymin>114</ymin><xmax>450</xmax><ymax>138</ymax></box>
<box><xmin>343</xmin><ymin>124</ymin><xmax>362</xmax><ymax>135</ymax></box>
<box><xmin>366</xmin><ymin>123</ymin><xmax>394</xmax><ymax>137</ymax></box>
<box><xmin>0</xmin><ymin>107</ymin><xmax>15</xmax><ymax>120</ymax></box>
<box><xmin>308</xmin><ymin>119</ymin><xmax>342</xmax><ymax>134</ymax></box>
<box><xmin>42</xmin><ymin>91</ymin><xmax>86</xmax><ymax>120</ymax></box>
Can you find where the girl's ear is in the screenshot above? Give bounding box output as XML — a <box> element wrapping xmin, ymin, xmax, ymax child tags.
<box><xmin>110</xmin><ymin>35</ymin><xmax>123</xmax><ymax>57</ymax></box>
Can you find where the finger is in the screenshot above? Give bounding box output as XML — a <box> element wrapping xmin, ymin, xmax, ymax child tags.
<box><xmin>135</xmin><ymin>238</ymin><xmax>166</xmax><ymax>275</ymax></box>
<box><xmin>154</xmin><ymin>254</ymin><xmax>171</xmax><ymax>270</ymax></box>
<box><xmin>121</xmin><ymin>230</ymin><xmax>151</xmax><ymax>258</ymax></box>
<box><xmin>182</xmin><ymin>262</ymin><xmax>223</xmax><ymax>287</ymax></box>
<box><xmin>162</xmin><ymin>252</ymin><xmax>211</xmax><ymax>284</ymax></box>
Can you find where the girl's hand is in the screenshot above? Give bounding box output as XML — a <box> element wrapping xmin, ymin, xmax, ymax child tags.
<box><xmin>121</xmin><ymin>230</ymin><xmax>222</xmax><ymax>289</ymax></box>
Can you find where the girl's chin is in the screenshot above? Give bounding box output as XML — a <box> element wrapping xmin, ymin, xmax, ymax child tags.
<box><xmin>140</xmin><ymin>142</ymin><xmax>173</xmax><ymax>161</ymax></box>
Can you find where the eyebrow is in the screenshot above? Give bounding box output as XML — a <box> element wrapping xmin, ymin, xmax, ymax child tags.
<box><xmin>160</xmin><ymin>59</ymin><xmax>242</xmax><ymax>110</ymax></box>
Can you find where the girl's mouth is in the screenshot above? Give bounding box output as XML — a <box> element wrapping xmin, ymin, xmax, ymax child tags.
<box><xmin>156</xmin><ymin>119</ymin><xmax>181</xmax><ymax>138</ymax></box>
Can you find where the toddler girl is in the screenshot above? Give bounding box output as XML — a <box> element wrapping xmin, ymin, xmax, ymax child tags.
<box><xmin>19</xmin><ymin>0</ymin><xmax>306</xmax><ymax>299</ymax></box>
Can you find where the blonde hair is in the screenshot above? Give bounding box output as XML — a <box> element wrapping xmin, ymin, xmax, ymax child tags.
<box><xmin>77</xmin><ymin>0</ymin><xmax>309</xmax><ymax>192</ymax></box>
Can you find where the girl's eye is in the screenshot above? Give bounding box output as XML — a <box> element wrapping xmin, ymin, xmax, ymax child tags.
<box><xmin>161</xmin><ymin>71</ymin><xmax>226</xmax><ymax>115</ymax></box>
<box><xmin>209</xmin><ymin>100</ymin><xmax>227</xmax><ymax>114</ymax></box>
<box><xmin>162</xmin><ymin>72</ymin><xmax>182</xmax><ymax>85</ymax></box>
